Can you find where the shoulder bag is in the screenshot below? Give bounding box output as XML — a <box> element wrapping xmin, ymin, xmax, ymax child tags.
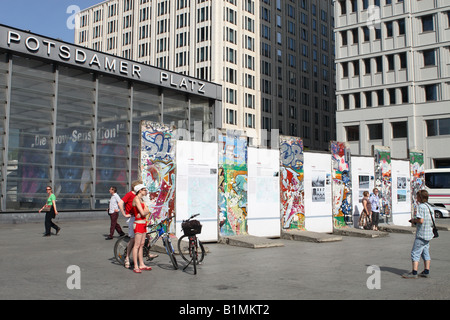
<box><xmin>425</xmin><ymin>203</ymin><xmax>439</xmax><ymax>239</ymax></box>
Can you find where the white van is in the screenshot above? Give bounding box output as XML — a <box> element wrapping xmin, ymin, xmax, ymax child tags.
<box><xmin>424</xmin><ymin>169</ymin><xmax>450</xmax><ymax>210</ymax></box>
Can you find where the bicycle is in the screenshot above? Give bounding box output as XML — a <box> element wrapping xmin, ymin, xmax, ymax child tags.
<box><xmin>177</xmin><ymin>214</ymin><xmax>205</xmax><ymax>275</ymax></box>
<box><xmin>114</xmin><ymin>215</ymin><xmax>178</xmax><ymax>270</ymax></box>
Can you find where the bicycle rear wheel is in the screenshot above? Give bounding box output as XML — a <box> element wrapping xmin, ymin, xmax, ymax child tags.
<box><xmin>178</xmin><ymin>235</ymin><xmax>205</xmax><ymax>263</ymax></box>
<box><xmin>113</xmin><ymin>235</ymin><xmax>130</xmax><ymax>265</ymax></box>
<box><xmin>163</xmin><ymin>237</ymin><xmax>178</xmax><ymax>270</ymax></box>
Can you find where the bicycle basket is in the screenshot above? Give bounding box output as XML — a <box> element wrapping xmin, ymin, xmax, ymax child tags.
<box><xmin>181</xmin><ymin>219</ymin><xmax>202</xmax><ymax>236</ymax></box>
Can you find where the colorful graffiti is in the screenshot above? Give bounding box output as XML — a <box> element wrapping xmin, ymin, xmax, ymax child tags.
<box><xmin>373</xmin><ymin>146</ymin><xmax>392</xmax><ymax>217</ymax></box>
<box><xmin>409</xmin><ymin>150</ymin><xmax>425</xmax><ymax>216</ymax></box>
<box><xmin>218</xmin><ymin>133</ymin><xmax>248</xmax><ymax>236</ymax></box>
<box><xmin>279</xmin><ymin>136</ymin><xmax>305</xmax><ymax>230</ymax></box>
<box><xmin>331</xmin><ymin>141</ymin><xmax>352</xmax><ymax>229</ymax></box>
<box><xmin>140</xmin><ymin>121</ymin><xmax>176</xmax><ymax>230</ymax></box>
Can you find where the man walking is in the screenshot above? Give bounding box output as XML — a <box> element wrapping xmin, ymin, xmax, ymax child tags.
<box><xmin>106</xmin><ymin>186</ymin><xmax>125</xmax><ymax>240</ymax></box>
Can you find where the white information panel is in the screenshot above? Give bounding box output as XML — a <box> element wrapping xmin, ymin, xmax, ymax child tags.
<box><xmin>351</xmin><ymin>156</ymin><xmax>375</xmax><ymax>228</ymax></box>
<box><xmin>391</xmin><ymin>159</ymin><xmax>412</xmax><ymax>226</ymax></box>
<box><xmin>175</xmin><ymin>141</ymin><xmax>218</xmax><ymax>242</ymax></box>
<box><xmin>303</xmin><ymin>152</ymin><xmax>333</xmax><ymax>233</ymax></box>
<box><xmin>247</xmin><ymin>148</ymin><xmax>281</xmax><ymax>237</ymax></box>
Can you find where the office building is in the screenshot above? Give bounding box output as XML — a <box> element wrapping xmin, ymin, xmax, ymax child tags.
<box><xmin>334</xmin><ymin>0</ymin><xmax>450</xmax><ymax>168</ymax></box>
<box><xmin>75</xmin><ymin>0</ymin><xmax>336</xmax><ymax>149</ymax></box>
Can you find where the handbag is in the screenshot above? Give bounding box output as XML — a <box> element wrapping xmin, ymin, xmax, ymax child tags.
<box><xmin>42</xmin><ymin>204</ymin><xmax>52</xmax><ymax>212</ymax></box>
<box><xmin>425</xmin><ymin>203</ymin><xmax>439</xmax><ymax>238</ymax></box>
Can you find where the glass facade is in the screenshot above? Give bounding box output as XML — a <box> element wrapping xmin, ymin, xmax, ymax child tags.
<box><xmin>0</xmin><ymin>52</ymin><xmax>218</xmax><ymax>212</ymax></box>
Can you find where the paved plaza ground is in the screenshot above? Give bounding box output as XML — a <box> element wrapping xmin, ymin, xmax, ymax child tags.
<box><xmin>1</xmin><ymin>217</ymin><xmax>449</xmax><ymax>304</ymax></box>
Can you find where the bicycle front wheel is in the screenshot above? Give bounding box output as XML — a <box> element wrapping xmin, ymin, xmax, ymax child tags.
<box><xmin>197</xmin><ymin>240</ymin><xmax>205</xmax><ymax>263</ymax></box>
<box><xmin>177</xmin><ymin>234</ymin><xmax>190</xmax><ymax>262</ymax></box>
<box><xmin>113</xmin><ymin>235</ymin><xmax>130</xmax><ymax>265</ymax></box>
<box><xmin>191</xmin><ymin>241</ymin><xmax>197</xmax><ymax>275</ymax></box>
<box><xmin>163</xmin><ymin>237</ymin><xmax>178</xmax><ymax>270</ymax></box>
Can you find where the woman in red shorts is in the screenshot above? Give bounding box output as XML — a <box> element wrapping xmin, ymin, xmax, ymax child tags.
<box><xmin>131</xmin><ymin>184</ymin><xmax>151</xmax><ymax>273</ymax></box>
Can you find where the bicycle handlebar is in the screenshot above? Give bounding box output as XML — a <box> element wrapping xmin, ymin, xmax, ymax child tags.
<box><xmin>184</xmin><ymin>213</ymin><xmax>200</xmax><ymax>222</ymax></box>
<box><xmin>147</xmin><ymin>215</ymin><xmax>175</xmax><ymax>232</ymax></box>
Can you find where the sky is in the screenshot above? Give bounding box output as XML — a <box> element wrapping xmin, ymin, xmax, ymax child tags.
<box><xmin>0</xmin><ymin>0</ymin><xmax>105</xmax><ymax>43</ymax></box>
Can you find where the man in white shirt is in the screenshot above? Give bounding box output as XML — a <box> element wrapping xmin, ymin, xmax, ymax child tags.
<box><xmin>106</xmin><ymin>186</ymin><xmax>125</xmax><ymax>240</ymax></box>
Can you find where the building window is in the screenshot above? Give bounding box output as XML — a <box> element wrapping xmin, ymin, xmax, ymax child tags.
<box><xmin>342</xmin><ymin>62</ymin><xmax>348</xmax><ymax>77</ymax></box>
<box><xmin>225</xmin><ymin>109</ymin><xmax>237</xmax><ymax>125</ymax></box>
<box><xmin>245</xmin><ymin>113</ymin><xmax>255</xmax><ymax>128</ymax></box>
<box><xmin>362</xmin><ymin>0</ymin><xmax>369</xmax><ymax>10</ymax></box>
<box><xmin>426</xmin><ymin>118</ymin><xmax>450</xmax><ymax>136</ymax></box>
<box><xmin>397</xmin><ymin>19</ymin><xmax>405</xmax><ymax>35</ymax></box>
<box><xmin>375</xmin><ymin>56</ymin><xmax>383</xmax><ymax>73</ymax></box>
<box><xmin>421</xmin><ymin>15</ymin><xmax>434</xmax><ymax>32</ymax></box>
<box><xmin>375</xmin><ymin>27</ymin><xmax>381</xmax><ymax>39</ymax></box>
<box><xmin>423</xmin><ymin>49</ymin><xmax>436</xmax><ymax>66</ymax></box>
<box><xmin>226</xmin><ymin>88</ymin><xmax>236</xmax><ymax>104</ymax></box>
<box><xmin>364</xmin><ymin>58</ymin><xmax>371</xmax><ymax>74</ymax></box>
<box><xmin>354</xmin><ymin>93</ymin><xmax>361</xmax><ymax>108</ymax></box>
<box><xmin>376</xmin><ymin>89</ymin><xmax>384</xmax><ymax>106</ymax></box>
<box><xmin>351</xmin><ymin>28</ymin><xmax>358</xmax><ymax>44</ymax></box>
<box><xmin>346</xmin><ymin>126</ymin><xmax>359</xmax><ymax>141</ymax></box>
<box><xmin>365</xmin><ymin>91</ymin><xmax>372</xmax><ymax>107</ymax></box>
<box><xmin>341</xmin><ymin>31</ymin><xmax>348</xmax><ymax>46</ymax></box>
<box><xmin>387</xmin><ymin>54</ymin><xmax>395</xmax><ymax>71</ymax></box>
<box><xmin>399</xmin><ymin>52</ymin><xmax>407</xmax><ymax>69</ymax></box>
<box><xmin>388</xmin><ymin>88</ymin><xmax>396</xmax><ymax>104</ymax></box>
<box><xmin>425</xmin><ymin>84</ymin><xmax>438</xmax><ymax>101</ymax></box>
<box><xmin>350</xmin><ymin>0</ymin><xmax>358</xmax><ymax>13</ymax></box>
<box><xmin>385</xmin><ymin>21</ymin><xmax>393</xmax><ymax>37</ymax></box>
<box><xmin>368</xmin><ymin>123</ymin><xmax>383</xmax><ymax>140</ymax></box>
<box><xmin>400</xmin><ymin>86</ymin><xmax>409</xmax><ymax>104</ymax></box>
<box><xmin>342</xmin><ymin>94</ymin><xmax>350</xmax><ymax>109</ymax></box>
<box><xmin>363</xmin><ymin>26</ymin><xmax>370</xmax><ymax>41</ymax></box>
<box><xmin>339</xmin><ymin>1</ymin><xmax>347</xmax><ymax>15</ymax></box>
<box><xmin>392</xmin><ymin>121</ymin><xmax>407</xmax><ymax>138</ymax></box>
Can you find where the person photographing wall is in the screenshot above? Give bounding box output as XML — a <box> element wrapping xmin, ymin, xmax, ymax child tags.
<box><xmin>402</xmin><ymin>190</ymin><xmax>436</xmax><ymax>279</ymax></box>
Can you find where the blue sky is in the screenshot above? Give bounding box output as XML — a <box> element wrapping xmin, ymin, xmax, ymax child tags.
<box><xmin>0</xmin><ymin>0</ymin><xmax>104</xmax><ymax>43</ymax></box>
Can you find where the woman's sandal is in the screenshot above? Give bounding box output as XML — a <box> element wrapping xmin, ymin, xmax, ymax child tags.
<box><xmin>124</xmin><ymin>259</ymin><xmax>130</xmax><ymax>269</ymax></box>
<box><xmin>133</xmin><ymin>268</ymin><xmax>142</xmax><ymax>274</ymax></box>
<box><xmin>140</xmin><ymin>266</ymin><xmax>152</xmax><ymax>271</ymax></box>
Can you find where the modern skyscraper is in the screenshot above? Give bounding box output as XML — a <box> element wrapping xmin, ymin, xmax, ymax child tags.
<box><xmin>76</xmin><ymin>0</ymin><xmax>336</xmax><ymax>149</ymax></box>
<box><xmin>334</xmin><ymin>0</ymin><xmax>450</xmax><ymax>168</ymax></box>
